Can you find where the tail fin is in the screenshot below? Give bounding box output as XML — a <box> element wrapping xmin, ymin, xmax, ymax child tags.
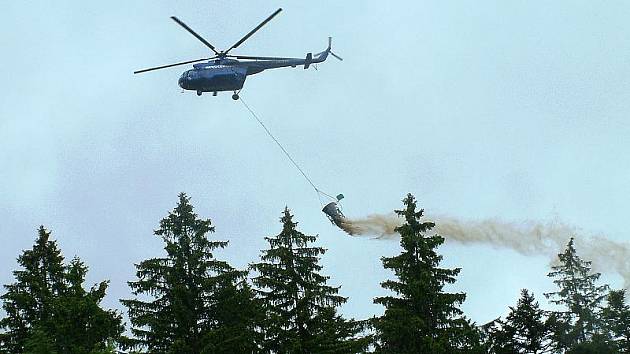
<box><xmin>304</xmin><ymin>52</ymin><xmax>313</xmax><ymax>69</ymax></box>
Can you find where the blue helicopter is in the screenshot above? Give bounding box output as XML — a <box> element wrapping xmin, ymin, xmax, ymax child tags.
<box><xmin>134</xmin><ymin>8</ymin><xmax>342</xmax><ymax>100</ymax></box>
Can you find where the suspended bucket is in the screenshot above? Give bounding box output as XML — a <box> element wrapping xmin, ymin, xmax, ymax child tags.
<box><xmin>322</xmin><ymin>201</ymin><xmax>346</xmax><ymax>228</ymax></box>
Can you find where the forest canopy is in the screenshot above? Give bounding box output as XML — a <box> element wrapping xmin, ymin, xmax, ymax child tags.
<box><xmin>1</xmin><ymin>193</ymin><xmax>628</xmax><ymax>354</ymax></box>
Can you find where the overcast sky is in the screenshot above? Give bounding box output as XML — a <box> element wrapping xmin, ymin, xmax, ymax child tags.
<box><xmin>2</xmin><ymin>1</ymin><xmax>630</xmax><ymax>325</ymax></box>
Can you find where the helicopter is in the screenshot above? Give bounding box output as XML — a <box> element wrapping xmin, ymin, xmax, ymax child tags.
<box><xmin>134</xmin><ymin>8</ymin><xmax>342</xmax><ymax>100</ymax></box>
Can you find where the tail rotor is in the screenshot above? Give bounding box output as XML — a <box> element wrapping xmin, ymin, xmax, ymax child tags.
<box><xmin>329</xmin><ymin>51</ymin><xmax>343</xmax><ymax>61</ymax></box>
<box><xmin>327</xmin><ymin>37</ymin><xmax>343</xmax><ymax>61</ymax></box>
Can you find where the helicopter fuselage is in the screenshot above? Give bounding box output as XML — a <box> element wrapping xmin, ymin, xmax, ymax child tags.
<box><xmin>177</xmin><ymin>53</ymin><xmax>328</xmax><ymax>94</ymax></box>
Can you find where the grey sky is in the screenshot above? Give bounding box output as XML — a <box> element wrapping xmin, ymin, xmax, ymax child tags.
<box><xmin>2</xmin><ymin>1</ymin><xmax>630</xmax><ymax>325</ymax></box>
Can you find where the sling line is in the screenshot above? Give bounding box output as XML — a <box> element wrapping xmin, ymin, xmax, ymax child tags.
<box><xmin>239</xmin><ymin>96</ymin><xmax>336</xmax><ymax>205</ymax></box>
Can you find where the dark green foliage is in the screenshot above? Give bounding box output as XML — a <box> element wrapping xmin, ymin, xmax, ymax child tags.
<box><xmin>87</xmin><ymin>340</ymin><xmax>118</xmax><ymax>354</ymax></box>
<box><xmin>0</xmin><ymin>226</ymin><xmax>123</xmax><ymax>354</ymax></box>
<box><xmin>49</xmin><ymin>258</ymin><xmax>124</xmax><ymax>354</ymax></box>
<box><xmin>544</xmin><ymin>238</ymin><xmax>610</xmax><ymax>352</ymax></box>
<box><xmin>372</xmin><ymin>193</ymin><xmax>481</xmax><ymax>354</ymax></box>
<box><xmin>565</xmin><ymin>339</ymin><xmax>617</xmax><ymax>354</ymax></box>
<box><xmin>251</xmin><ymin>207</ymin><xmax>368</xmax><ymax>353</ymax></box>
<box><xmin>23</xmin><ymin>329</ymin><xmax>57</xmax><ymax>354</ymax></box>
<box><xmin>0</xmin><ymin>227</ymin><xmax>66</xmax><ymax>352</ymax></box>
<box><xmin>485</xmin><ymin>289</ymin><xmax>551</xmax><ymax>354</ymax></box>
<box><xmin>121</xmin><ymin>193</ymin><xmax>260</xmax><ymax>353</ymax></box>
<box><xmin>602</xmin><ymin>289</ymin><xmax>630</xmax><ymax>352</ymax></box>
<box><xmin>201</xmin><ymin>278</ymin><xmax>263</xmax><ymax>353</ymax></box>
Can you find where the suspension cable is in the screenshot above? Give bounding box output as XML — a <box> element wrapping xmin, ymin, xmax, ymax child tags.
<box><xmin>239</xmin><ymin>96</ymin><xmax>336</xmax><ymax>203</ymax></box>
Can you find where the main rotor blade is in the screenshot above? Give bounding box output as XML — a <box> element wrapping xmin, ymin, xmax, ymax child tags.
<box><xmin>230</xmin><ymin>54</ymin><xmax>292</xmax><ymax>60</ymax></box>
<box><xmin>170</xmin><ymin>16</ymin><xmax>220</xmax><ymax>55</ymax></box>
<box><xmin>224</xmin><ymin>8</ymin><xmax>282</xmax><ymax>54</ymax></box>
<box><xmin>134</xmin><ymin>57</ymin><xmax>213</xmax><ymax>74</ymax></box>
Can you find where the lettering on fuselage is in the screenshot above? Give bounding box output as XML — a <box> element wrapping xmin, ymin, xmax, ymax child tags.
<box><xmin>196</xmin><ymin>65</ymin><xmax>234</xmax><ymax>69</ymax></box>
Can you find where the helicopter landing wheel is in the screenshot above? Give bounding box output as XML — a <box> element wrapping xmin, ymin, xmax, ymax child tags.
<box><xmin>232</xmin><ymin>93</ymin><xmax>239</xmax><ymax>100</ymax></box>
<box><xmin>197</xmin><ymin>91</ymin><xmax>202</xmax><ymax>96</ymax></box>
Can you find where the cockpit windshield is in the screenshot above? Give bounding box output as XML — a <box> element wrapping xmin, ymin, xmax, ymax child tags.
<box><xmin>182</xmin><ymin>70</ymin><xmax>194</xmax><ymax>79</ymax></box>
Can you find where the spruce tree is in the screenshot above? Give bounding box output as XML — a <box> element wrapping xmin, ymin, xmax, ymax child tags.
<box><xmin>544</xmin><ymin>238</ymin><xmax>610</xmax><ymax>352</ymax></box>
<box><xmin>0</xmin><ymin>226</ymin><xmax>123</xmax><ymax>354</ymax></box>
<box><xmin>250</xmin><ymin>207</ymin><xmax>368</xmax><ymax>353</ymax></box>
<box><xmin>50</xmin><ymin>258</ymin><xmax>124</xmax><ymax>353</ymax></box>
<box><xmin>0</xmin><ymin>226</ymin><xmax>66</xmax><ymax>352</ymax></box>
<box><xmin>372</xmin><ymin>193</ymin><xmax>481</xmax><ymax>354</ymax></box>
<box><xmin>121</xmin><ymin>193</ymin><xmax>259</xmax><ymax>353</ymax></box>
<box><xmin>485</xmin><ymin>289</ymin><xmax>551</xmax><ymax>354</ymax></box>
<box><xmin>601</xmin><ymin>290</ymin><xmax>630</xmax><ymax>352</ymax></box>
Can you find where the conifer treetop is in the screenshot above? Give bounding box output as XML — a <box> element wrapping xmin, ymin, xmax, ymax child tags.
<box><xmin>251</xmin><ymin>207</ymin><xmax>367</xmax><ymax>353</ymax></box>
<box><xmin>372</xmin><ymin>193</ymin><xmax>479</xmax><ymax>353</ymax></box>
